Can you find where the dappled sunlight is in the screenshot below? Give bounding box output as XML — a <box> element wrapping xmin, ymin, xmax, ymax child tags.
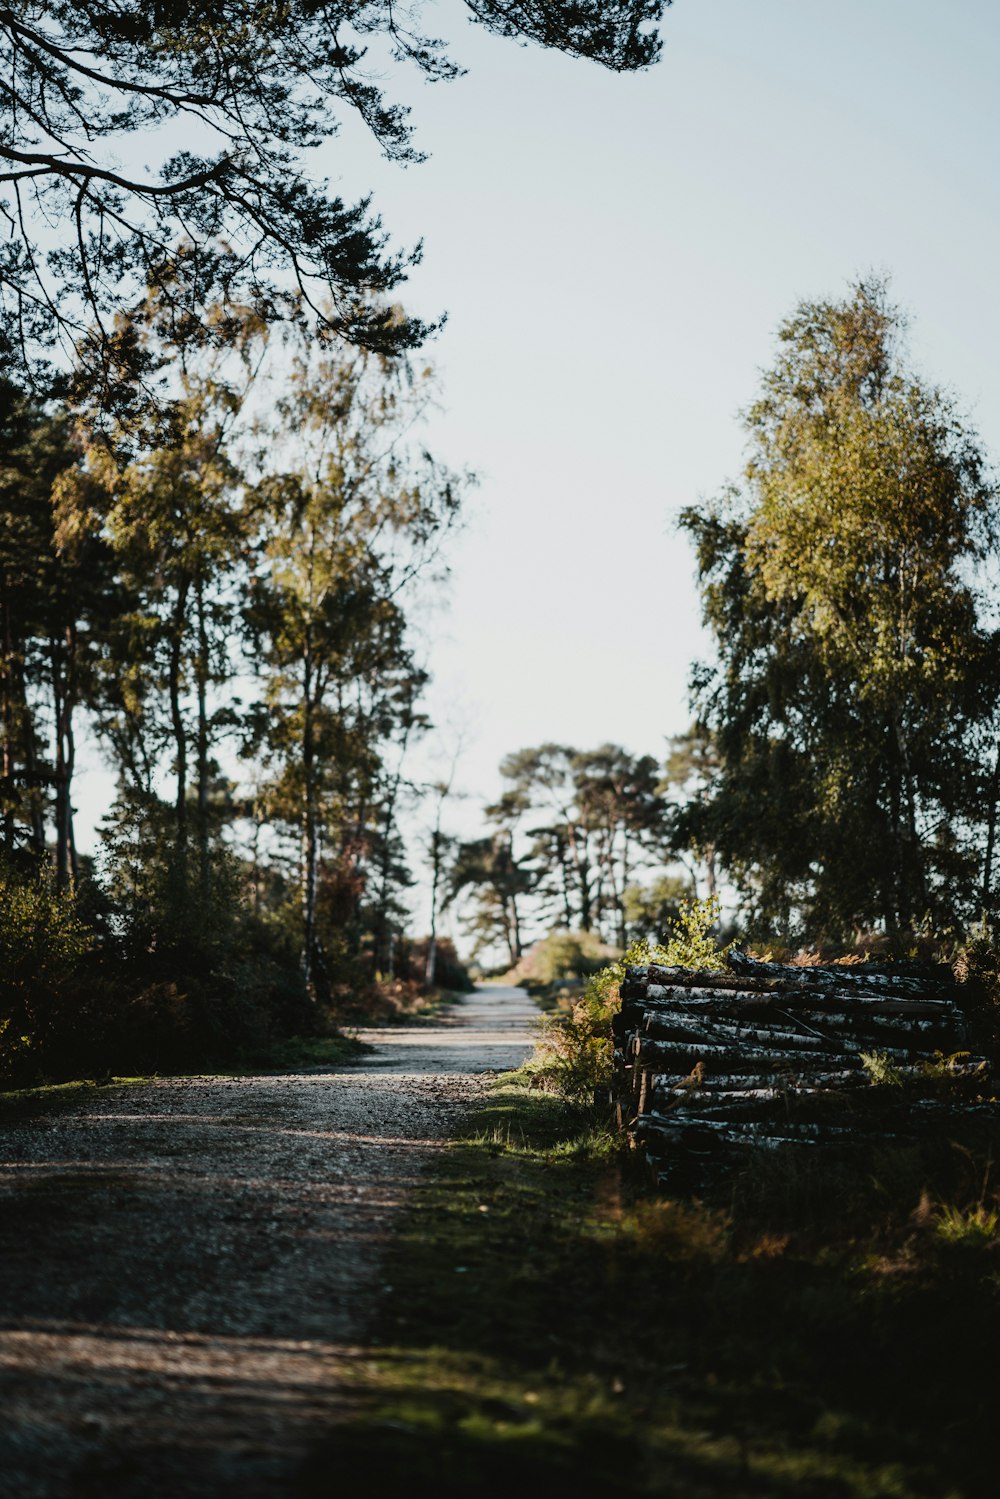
<box><xmin>0</xmin><ymin>989</ymin><xmax>542</xmax><ymax>1494</ymax></box>
<box><xmin>1</xmin><ymin>1319</ymin><xmax>374</xmax><ymax>1497</ymax></box>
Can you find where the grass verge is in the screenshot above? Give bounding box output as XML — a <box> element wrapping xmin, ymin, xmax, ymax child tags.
<box><xmin>0</xmin><ymin>1032</ymin><xmax>370</xmax><ymax>1120</ymax></box>
<box><xmin>306</xmin><ymin>1078</ymin><xmax>1000</xmax><ymax>1499</ymax></box>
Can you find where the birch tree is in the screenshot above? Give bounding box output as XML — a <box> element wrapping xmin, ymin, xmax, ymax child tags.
<box><xmin>681</xmin><ymin>278</ymin><xmax>1000</xmax><ymax>938</ymax></box>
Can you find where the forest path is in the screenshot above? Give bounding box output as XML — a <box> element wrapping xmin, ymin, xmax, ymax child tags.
<box><xmin>0</xmin><ymin>986</ymin><xmax>537</xmax><ymax>1499</ymax></box>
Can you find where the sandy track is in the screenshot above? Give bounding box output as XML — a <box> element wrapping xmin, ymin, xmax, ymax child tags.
<box><xmin>0</xmin><ymin>987</ymin><xmax>536</xmax><ymax>1498</ymax></box>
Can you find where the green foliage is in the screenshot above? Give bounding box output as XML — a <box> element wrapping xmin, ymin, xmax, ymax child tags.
<box><xmin>99</xmin><ymin>801</ymin><xmax>315</xmax><ymax>1069</ymax></box>
<box><xmin>1</xmin><ymin>327</ymin><xmax>472</xmax><ymax>1078</ymax></box>
<box><xmin>0</xmin><ymin>798</ymin><xmax>324</xmax><ymax>1087</ymax></box>
<box><xmin>622</xmin><ymin>873</ymin><xmax>693</xmax><ymax>947</ymax></box>
<box><xmin>654</xmin><ymin>896</ymin><xmax>732</xmax><ymax>971</ymax></box>
<box><xmin>526</xmin><ymin>897</ymin><xmax>730</xmax><ymax>1100</ymax></box>
<box><xmin>934</xmin><ymin>1202</ymin><xmax>999</xmax><ymax>1248</ymax></box>
<box><xmin>680</xmin><ymin>278</ymin><xmax>1000</xmax><ymax>941</ymax></box>
<box><xmin>0</xmin><ymin>860</ymin><xmax>92</xmax><ymax>996</ymax></box>
<box><xmin>401</xmin><ymin>936</ymin><xmax>473</xmax><ymax>994</ymax></box>
<box><xmin>2</xmin><ymin>5</ymin><xmax>664</xmax><ymax>399</ymax></box>
<box><xmin>0</xmin><ymin>860</ymin><xmax>93</xmax><ymax>1083</ymax></box>
<box><xmin>450</xmin><ymin>832</ymin><xmax>533</xmax><ymax>968</ymax></box>
<box><xmin>859</xmin><ymin>1050</ymin><xmax>904</xmax><ymax>1087</ymax></box>
<box><xmin>494</xmin><ymin>742</ymin><xmax>669</xmax><ymax>949</ymax></box>
<box><xmin>319</xmin><ymin>1077</ymin><xmax>1000</xmax><ymax>1497</ymax></box>
<box><xmin>516</xmin><ymin>929</ymin><xmax>612</xmax><ymax>988</ymax></box>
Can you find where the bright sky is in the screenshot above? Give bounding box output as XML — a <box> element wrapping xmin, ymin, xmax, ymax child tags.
<box><xmin>338</xmin><ymin>0</ymin><xmax>1000</xmax><ymax>797</ymax></box>
<box><xmin>75</xmin><ymin>0</ymin><xmax>1000</xmax><ymax>933</ymax></box>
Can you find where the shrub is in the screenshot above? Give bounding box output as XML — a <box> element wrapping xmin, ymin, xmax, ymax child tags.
<box><xmin>0</xmin><ymin>860</ymin><xmax>94</xmax><ymax>1084</ymax></box>
<box><xmin>934</xmin><ymin>1202</ymin><xmax>1000</xmax><ymax>1249</ymax></box>
<box><xmin>519</xmin><ymin>929</ymin><xmax>612</xmax><ymax>988</ymax></box>
<box><xmin>525</xmin><ymin>899</ymin><xmax>731</xmax><ymax>1101</ymax></box>
<box><xmin>0</xmin><ymin>799</ymin><xmax>324</xmax><ymax>1086</ymax></box>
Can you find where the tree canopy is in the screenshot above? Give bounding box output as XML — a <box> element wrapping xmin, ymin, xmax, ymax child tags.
<box><xmin>680</xmin><ymin>278</ymin><xmax>1000</xmax><ymax>940</ymax></box>
<box><xmin>0</xmin><ymin>1</ymin><xmax>666</xmax><ymax>396</ymax></box>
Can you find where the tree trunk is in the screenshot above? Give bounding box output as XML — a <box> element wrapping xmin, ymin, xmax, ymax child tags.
<box><xmin>195</xmin><ymin>574</ymin><xmax>210</xmax><ymax>891</ymax></box>
<box><xmin>559</xmin><ymin>836</ymin><xmax>574</xmax><ymax>930</ymax></box>
<box><xmin>1</xmin><ymin>570</ymin><xmax>17</xmax><ymax>853</ymax></box>
<box><xmin>376</xmin><ymin>714</ymin><xmax>416</xmax><ymax>979</ymax></box>
<box><xmin>616</xmin><ymin>826</ymin><xmax>630</xmax><ymax>951</ymax></box>
<box><xmin>982</xmin><ymin>744</ymin><xmax>1000</xmax><ymax>915</ymax></box>
<box><xmin>704</xmin><ymin>842</ymin><xmax>718</xmax><ymax>904</ymax></box>
<box><xmin>885</xmin><ymin>737</ymin><xmax>903</xmax><ymax>935</ymax></box>
<box><xmin>301</xmin><ymin>636</ymin><xmax>319</xmax><ymax>994</ymax></box>
<box><xmin>510</xmin><ymin>890</ymin><xmax>523</xmax><ymax>965</ymax></box>
<box><xmin>895</xmin><ymin>714</ymin><xmax>928</xmax><ymax>921</ymax></box>
<box><xmin>12</xmin><ymin>648</ymin><xmax>44</xmax><ymax>857</ymax></box>
<box><xmin>426</xmin><ymin>826</ymin><xmax>441</xmax><ymax>988</ymax></box>
<box><xmin>50</xmin><ymin>626</ymin><xmax>77</xmax><ymax>889</ymax></box>
<box><xmin>169</xmin><ymin>578</ymin><xmax>190</xmax><ymax>847</ymax></box>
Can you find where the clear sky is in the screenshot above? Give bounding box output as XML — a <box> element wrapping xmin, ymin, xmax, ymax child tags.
<box><xmin>74</xmin><ymin>0</ymin><xmax>1000</xmax><ymax>933</ymax></box>
<box><xmin>329</xmin><ymin>0</ymin><xmax>1000</xmax><ymax>810</ymax></box>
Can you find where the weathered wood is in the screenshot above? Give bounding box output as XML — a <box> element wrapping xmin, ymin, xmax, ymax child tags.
<box><xmin>634</xmin><ymin>1114</ymin><xmax>841</xmax><ymax>1154</ymax></box>
<box><xmin>633</xmin><ymin>1004</ymin><xmax>962</xmax><ymax>1050</ymax></box>
<box><xmin>642</xmin><ymin>1110</ymin><xmax>858</xmax><ymax>1141</ymax></box>
<box><xmin>647</xmin><ymin>1069</ymin><xmax>865</xmax><ymax>1094</ymax></box>
<box><xmin>641</xmin><ymin>1012</ymin><xmax>857</xmax><ymax>1054</ymax></box>
<box><xmin>612</xmin><ymin>953</ymin><xmax>983</xmax><ymax>1176</ymax></box>
<box><xmin>726</xmin><ymin>948</ymin><xmax>956</xmax><ymax>999</ymax></box>
<box><xmin>770</xmin><ymin>1007</ymin><xmax>961</xmax><ymax>1039</ymax></box>
<box><xmin>646</xmin><ymin>1094</ymin><xmax>805</xmax><ymax>1125</ymax></box>
<box><xmin>651</xmin><ymin>1083</ymin><xmax>844</xmax><ymax>1107</ymax></box>
<box><xmin>631</xmin><ymin>1034</ymin><xmax>872</xmax><ymax>1071</ymax></box>
<box><xmin>645</xmin><ymin>965</ymin><xmax>775</xmax><ymax>992</ymax></box>
<box><xmin>627</xmin><ymin>983</ymin><xmax>961</xmax><ymax>1020</ymax></box>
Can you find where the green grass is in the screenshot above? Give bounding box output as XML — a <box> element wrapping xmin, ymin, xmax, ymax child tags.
<box><xmin>305</xmin><ymin>1080</ymin><xmax>1000</xmax><ymax>1499</ymax></box>
<box><xmin>219</xmin><ymin>1032</ymin><xmax>370</xmax><ymax>1072</ymax></box>
<box><xmin>0</xmin><ymin>1032</ymin><xmax>370</xmax><ymax>1118</ymax></box>
<box><xmin>0</xmin><ymin>1074</ymin><xmax>154</xmax><ymax>1122</ymax></box>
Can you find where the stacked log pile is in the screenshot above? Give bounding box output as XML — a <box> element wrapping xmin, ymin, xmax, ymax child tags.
<box><xmin>611</xmin><ymin>950</ymin><xmax>989</xmax><ymax>1185</ymax></box>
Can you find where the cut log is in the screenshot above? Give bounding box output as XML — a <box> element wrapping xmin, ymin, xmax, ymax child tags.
<box><xmin>636</xmin><ymin>1006</ymin><xmax>962</xmax><ymax>1051</ymax></box>
<box><xmin>627</xmin><ymin>984</ymin><xmax>961</xmax><ymax>1020</ymax></box>
<box><xmin>647</xmin><ymin>1083</ymin><xmax>854</xmax><ymax>1115</ymax></box>
<box><xmin>645</xmin><ymin>965</ymin><xmax>774</xmax><ymax>992</ymax></box>
<box><xmin>631</xmin><ymin>1034</ymin><xmax>871</xmax><ymax>1071</ymax></box>
<box><xmin>640</xmin><ymin>1012</ymin><xmax>859</xmax><ymax>1054</ymax></box>
<box><xmin>646</xmin><ymin>1069</ymin><xmax>865</xmax><ymax>1094</ymax></box>
<box><xmin>634</xmin><ymin>1114</ymin><xmax>838</xmax><ymax>1154</ymax></box>
<box><xmin>642</xmin><ymin>1109</ymin><xmax>859</xmax><ymax>1141</ymax></box>
<box><xmin>726</xmin><ymin>949</ymin><xmax>956</xmax><ymax>999</ymax></box>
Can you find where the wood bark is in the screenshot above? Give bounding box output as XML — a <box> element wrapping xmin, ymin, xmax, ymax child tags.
<box><xmin>168</xmin><ymin>577</ymin><xmax>190</xmax><ymax>846</ymax></box>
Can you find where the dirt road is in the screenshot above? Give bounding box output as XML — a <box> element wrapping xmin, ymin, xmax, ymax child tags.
<box><xmin>0</xmin><ymin>987</ymin><xmax>537</xmax><ymax>1498</ymax></box>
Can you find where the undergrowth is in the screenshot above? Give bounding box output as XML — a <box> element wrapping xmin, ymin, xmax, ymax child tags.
<box><xmin>307</xmin><ymin>1076</ymin><xmax>1000</xmax><ymax>1498</ymax></box>
<box><xmin>521</xmin><ymin>898</ymin><xmax>730</xmax><ymax>1100</ymax></box>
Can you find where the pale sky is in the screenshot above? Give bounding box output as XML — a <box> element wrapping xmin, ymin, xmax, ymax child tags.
<box><xmin>343</xmin><ymin>1</ymin><xmax>1000</xmax><ymax>770</ymax></box>
<box><xmin>75</xmin><ymin>0</ymin><xmax>1000</xmax><ymax>935</ymax></box>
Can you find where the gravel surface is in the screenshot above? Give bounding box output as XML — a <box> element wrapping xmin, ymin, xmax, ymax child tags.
<box><xmin>0</xmin><ymin>986</ymin><xmax>537</xmax><ymax>1498</ymax></box>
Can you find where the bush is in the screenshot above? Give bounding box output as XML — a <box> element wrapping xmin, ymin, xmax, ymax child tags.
<box><xmin>99</xmin><ymin>807</ymin><xmax>315</xmax><ymax>1067</ymax></box>
<box><xmin>525</xmin><ymin>899</ymin><xmax>730</xmax><ymax>1101</ymax></box>
<box><xmin>0</xmin><ymin>801</ymin><xmax>322</xmax><ymax>1086</ymax></box>
<box><xmin>0</xmin><ymin>860</ymin><xmax>94</xmax><ymax>1084</ymax></box>
<box><xmin>516</xmin><ymin>930</ymin><xmax>612</xmax><ymax>989</ymax></box>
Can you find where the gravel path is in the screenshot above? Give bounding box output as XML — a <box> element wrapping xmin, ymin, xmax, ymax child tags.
<box><xmin>0</xmin><ymin>986</ymin><xmax>537</xmax><ymax>1498</ymax></box>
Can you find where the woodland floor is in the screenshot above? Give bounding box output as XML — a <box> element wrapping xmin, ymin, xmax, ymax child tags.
<box><xmin>0</xmin><ymin>988</ymin><xmax>537</xmax><ymax>1498</ymax></box>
